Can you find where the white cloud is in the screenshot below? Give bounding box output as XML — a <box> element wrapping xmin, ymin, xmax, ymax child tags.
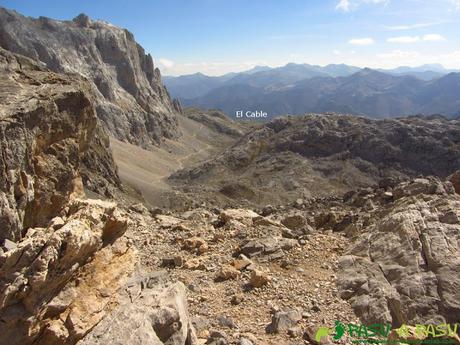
<box><xmin>387</xmin><ymin>34</ymin><xmax>447</xmax><ymax>43</ymax></box>
<box><xmin>336</xmin><ymin>0</ymin><xmax>389</xmax><ymax>12</ymax></box>
<box><xmin>336</xmin><ymin>0</ymin><xmax>350</xmax><ymax>11</ymax></box>
<box><xmin>423</xmin><ymin>34</ymin><xmax>447</xmax><ymax>41</ymax></box>
<box><xmin>384</xmin><ymin>22</ymin><xmax>443</xmax><ymax>31</ymax></box>
<box><xmin>377</xmin><ymin>50</ymin><xmax>421</xmax><ymax>59</ymax></box>
<box><xmin>348</xmin><ymin>37</ymin><xmax>375</xmax><ymax>45</ymax></box>
<box><xmin>158</xmin><ymin>58</ymin><xmax>174</xmax><ymax>68</ymax></box>
<box><xmin>373</xmin><ymin>49</ymin><xmax>460</xmax><ymax>69</ymax></box>
<box><xmin>159</xmin><ymin>60</ymin><xmax>270</xmax><ymax>76</ymax></box>
<box><xmin>453</xmin><ymin>0</ymin><xmax>460</xmax><ymax>10</ymax></box>
<box><xmin>333</xmin><ymin>49</ymin><xmax>342</xmax><ymax>55</ymax></box>
<box><xmin>387</xmin><ymin>36</ymin><xmax>420</xmax><ymax>43</ymax></box>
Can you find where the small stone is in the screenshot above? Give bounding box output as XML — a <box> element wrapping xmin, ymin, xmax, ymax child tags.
<box><xmin>311</xmin><ymin>305</ymin><xmax>321</xmax><ymax>312</ymax></box>
<box><xmin>216</xmin><ymin>265</ymin><xmax>241</xmax><ymax>281</ymax></box>
<box><xmin>174</xmin><ymin>255</ymin><xmax>185</xmax><ymax>267</ymax></box>
<box><xmin>232</xmin><ymin>255</ymin><xmax>253</xmax><ymax>271</ymax></box>
<box><xmin>184</xmin><ymin>237</ymin><xmax>208</xmax><ymax>254</ymax></box>
<box><xmin>288</xmin><ymin>326</ymin><xmax>303</xmax><ymax>338</ymax></box>
<box><xmin>301</xmin><ymin>312</ymin><xmax>311</xmax><ymax>319</ymax></box>
<box><xmin>239</xmin><ymin>338</ymin><xmax>254</xmax><ymax>345</ymax></box>
<box><xmin>208</xmin><ymin>330</ymin><xmax>228</xmax><ymax>342</ymax></box>
<box><xmin>267</xmin><ymin>309</ymin><xmax>301</xmax><ymax>334</ymax></box>
<box><xmin>2</xmin><ymin>239</ymin><xmax>17</xmax><ymax>251</ymax></box>
<box><xmin>250</xmin><ymin>270</ymin><xmax>270</xmax><ymax>288</ymax></box>
<box><xmin>184</xmin><ymin>258</ymin><xmax>206</xmax><ymax>270</ymax></box>
<box><xmin>281</xmin><ymin>214</ymin><xmax>306</xmax><ymax>230</ymax></box>
<box><xmin>217</xmin><ymin>315</ymin><xmax>238</xmax><ymax>329</ymax></box>
<box><xmin>261</xmin><ymin>205</ymin><xmax>274</xmax><ymax>216</ymax></box>
<box><xmin>231</xmin><ymin>294</ymin><xmax>245</xmax><ymax>305</ymax></box>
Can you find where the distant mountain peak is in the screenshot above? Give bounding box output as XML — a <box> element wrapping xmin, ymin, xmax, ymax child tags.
<box><xmin>243</xmin><ymin>65</ymin><xmax>272</xmax><ymax>74</ymax></box>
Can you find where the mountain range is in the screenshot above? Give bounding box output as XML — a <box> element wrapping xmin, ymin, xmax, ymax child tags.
<box><xmin>164</xmin><ymin>63</ymin><xmax>460</xmax><ymax>118</ymax></box>
<box><xmin>2</xmin><ymin>6</ymin><xmax>460</xmax><ymax>345</ymax></box>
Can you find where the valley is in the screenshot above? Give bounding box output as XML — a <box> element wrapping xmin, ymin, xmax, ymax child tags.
<box><xmin>0</xmin><ymin>5</ymin><xmax>460</xmax><ymax>345</ymax></box>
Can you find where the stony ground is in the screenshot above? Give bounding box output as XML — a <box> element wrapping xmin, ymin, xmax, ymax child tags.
<box><xmin>125</xmin><ymin>205</ymin><xmax>360</xmax><ymax>345</ymax></box>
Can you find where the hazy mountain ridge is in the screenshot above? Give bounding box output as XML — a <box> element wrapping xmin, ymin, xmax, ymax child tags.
<box><xmin>176</xmin><ymin>68</ymin><xmax>460</xmax><ymax>118</ymax></box>
<box><xmin>165</xmin><ymin>63</ymin><xmax>460</xmax><ymax>118</ymax></box>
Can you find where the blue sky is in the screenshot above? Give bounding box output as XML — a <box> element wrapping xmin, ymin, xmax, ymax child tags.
<box><xmin>1</xmin><ymin>0</ymin><xmax>460</xmax><ymax>75</ymax></box>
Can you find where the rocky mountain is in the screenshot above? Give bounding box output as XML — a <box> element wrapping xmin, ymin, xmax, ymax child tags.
<box><xmin>0</xmin><ymin>47</ymin><xmax>98</xmax><ymax>241</ymax></box>
<box><xmin>163</xmin><ymin>73</ymin><xmax>229</xmax><ymax>100</ymax></box>
<box><xmin>0</xmin><ymin>47</ymin><xmax>197</xmax><ymax>345</ymax></box>
<box><xmin>164</xmin><ymin>63</ymin><xmax>457</xmax><ymax>109</ymax></box>
<box><xmin>170</xmin><ymin>113</ymin><xmax>460</xmax><ymax>206</ymax></box>
<box><xmin>2</xmin><ymin>6</ymin><xmax>460</xmax><ymax>345</ymax></box>
<box><xmin>181</xmin><ymin>69</ymin><xmax>460</xmax><ymax>118</ymax></box>
<box><xmin>380</xmin><ymin>63</ymin><xmax>460</xmax><ymax>80</ymax></box>
<box><xmin>182</xmin><ymin>108</ymin><xmax>245</xmax><ymax>138</ymax></box>
<box><xmin>0</xmin><ymin>7</ymin><xmax>180</xmax><ymax>148</ymax></box>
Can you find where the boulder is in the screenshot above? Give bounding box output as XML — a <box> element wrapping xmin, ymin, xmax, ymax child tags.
<box><xmin>281</xmin><ymin>214</ymin><xmax>307</xmax><ymax>230</ymax></box>
<box><xmin>216</xmin><ymin>265</ymin><xmax>241</xmax><ymax>281</ymax></box>
<box><xmin>0</xmin><ymin>199</ymin><xmax>132</xmax><ymax>345</ymax></box>
<box><xmin>219</xmin><ymin>208</ymin><xmax>259</xmax><ymax>224</ymax></box>
<box><xmin>80</xmin><ymin>275</ymin><xmax>198</xmax><ymax>345</ymax></box>
<box><xmin>266</xmin><ymin>309</ymin><xmax>301</xmax><ymax>334</ymax></box>
<box><xmin>338</xmin><ymin>179</ymin><xmax>460</xmax><ymax>325</ymax></box>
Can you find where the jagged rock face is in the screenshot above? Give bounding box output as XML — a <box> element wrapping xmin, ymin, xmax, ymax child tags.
<box><xmin>0</xmin><ymin>7</ymin><xmax>180</xmax><ymax>148</ymax></box>
<box><xmin>0</xmin><ymin>48</ymin><xmax>135</xmax><ymax>345</ymax></box>
<box><xmin>0</xmin><ymin>47</ymin><xmax>196</xmax><ymax>345</ymax></box>
<box><xmin>81</xmin><ymin>123</ymin><xmax>122</xmax><ymax>197</ymax></box>
<box><xmin>337</xmin><ymin>178</ymin><xmax>460</xmax><ymax>325</ymax></box>
<box><xmin>0</xmin><ymin>47</ymin><xmax>97</xmax><ymax>242</ymax></box>
<box><xmin>0</xmin><ymin>198</ymin><xmax>133</xmax><ymax>345</ymax></box>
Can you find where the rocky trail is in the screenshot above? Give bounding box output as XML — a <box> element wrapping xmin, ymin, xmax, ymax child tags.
<box><xmin>127</xmin><ymin>206</ymin><xmax>359</xmax><ymax>345</ymax></box>
<box><xmin>121</xmin><ymin>175</ymin><xmax>460</xmax><ymax>345</ymax></box>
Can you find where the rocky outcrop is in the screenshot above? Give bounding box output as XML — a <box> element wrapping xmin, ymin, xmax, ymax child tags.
<box><xmin>0</xmin><ymin>47</ymin><xmax>98</xmax><ymax>241</ymax></box>
<box><xmin>183</xmin><ymin>108</ymin><xmax>245</xmax><ymax>138</ymax></box>
<box><xmin>0</xmin><ymin>198</ymin><xmax>133</xmax><ymax>345</ymax></box>
<box><xmin>0</xmin><ymin>8</ymin><xmax>180</xmax><ymax>147</ymax></box>
<box><xmin>81</xmin><ymin>271</ymin><xmax>198</xmax><ymax>345</ymax></box>
<box><xmin>171</xmin><ymin>114</ymin><xmax>460</xmax><ymax>206</ymax></box>
<box><xmin>337</xmin><ymin>177</ymin><xmax>460</xmax><ymax>325</ymax></box>
<box><xmin>0</xmin><ymin>47</ymin><xmax>196</xmax><ymax>345</ymax></box>
<box><xmin>81</xmin><ymin>123</ymin><xmax>122</xmax><ymax>197</ymax></box>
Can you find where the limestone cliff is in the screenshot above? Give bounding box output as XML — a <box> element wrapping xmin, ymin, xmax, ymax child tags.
<box><xmin>0</xmin><ymin>8</ymin><xmax>180</xmax><ymax>148</ymax></box>
<box><xmin>0</xmin><ymin>47</ymin><xmax>196</xmax><ymax>345</ymax></box>
<box><xmin>0</xmin><ymin>47</ymin><xmax>97</xmax><ymax>241</ymax></box>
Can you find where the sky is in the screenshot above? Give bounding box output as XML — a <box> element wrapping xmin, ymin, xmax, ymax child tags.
<box><xmin>1</xmin><ymin>0</ymin><xmax>460</xmax><ymax>76</ymax></box>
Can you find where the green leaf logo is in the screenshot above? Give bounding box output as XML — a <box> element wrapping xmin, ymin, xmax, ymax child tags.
<box><xmin>315</xmin><ymin>326</ymin><xmax>332</xmax><ymax>343</ymax></box>
<box><xmin>334</xmin><ymin>321</ymin><xmax>346</xmax><ymax>340</ymax></box>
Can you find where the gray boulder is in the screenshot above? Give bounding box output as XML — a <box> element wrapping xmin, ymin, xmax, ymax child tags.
<box><xmin>338</xmin><ymin>178</ymin><xmax>460</xmax><ymax>325</ymax></box>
